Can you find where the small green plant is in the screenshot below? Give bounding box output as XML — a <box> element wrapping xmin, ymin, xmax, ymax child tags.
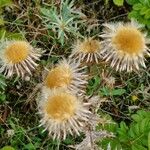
<box><xmin>100</xmin><ymin>87</ymin><xmax>126</xmax><ymax>96</ymax></box>
<box><xmin>99</xmin><ymin>110</ymin><xmax>150</xmax><ymax>150</ymax></box>
<box><xmin>127</xmin><ymin>0</ymin><xmax>150</xmax><ymax>28</ymax></box>
<box><xmin>105</xmin><ymin>0</ymin><xmax>124</xmax><ymax>6</ymax></box>
<box><xmin>0</xmin><ymin>74</ymin><xmax>6</xmax><ymax>90</ymax></box>
<box><xmin>113</xmin><ymin>0</ymin><xmax>124</xmax><ymax>6</ymax></box>
<box><xmin>87</xmin><ymin>75</ymin><xmax>101</xmax><ymax>95</ymax></box>
<box><xmin>0</xmin><ymin>1</ymin><xmax>24</xmax><ymax>40</ymax></box>
<box><xmin>0</xmin><ymin>74</ymin><xmax>6</xmax><ymax>103</ymax></box>
<box><xmin>0</xmin><ymin>146</ymin><xmax>15</xmax><ymax>150</ymax></box>
<box><xmin>0</xmin><ymin>0</ymin><xmax>12</xmax><ymax>26</ymax></box>
<box><xmin>87</xmin><ymin>75</ymin><xmax>126</xmax><ymax>96</ymax></box>
<box><xmin>41</xmin><ymin>0</ymin><xmax>85</xmax><ymax>45</ymax></box>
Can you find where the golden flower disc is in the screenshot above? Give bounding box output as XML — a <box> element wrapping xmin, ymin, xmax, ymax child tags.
<box><xmin>112</xmin><ymin>27</ymin><xmax>145</xmax><ymax>55</ymax></box>
<box><xmin>45</xmin><ymin>93</ymin><xmax>77</xmax><ymax>121</ymax></box>
<box><xmin>45</xmin><ymin>66</ymin><xmax>72</xmax><ymax>88</ymax></box>
<box><xmin>5</xmin><ymin>41</ymin><xmax>30</xmax><ymax>63</ymax></box>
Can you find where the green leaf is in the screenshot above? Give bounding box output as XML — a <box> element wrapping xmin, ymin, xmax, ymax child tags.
<box><xmin>140</xmin><ymin>7</ymin><xmax>149</xmax><ymax>15</ymax></box>
<box><xmin>133</xmin><ymin>3</ymin><xmax>143</xmax><ymax>10</ymax></box>
<box><xmin>87</xmin><ymin>76</ymin><xmax>100</xmax><ymax>95</ymax></box>
<box><xmin>132</xmin><ymin>144</ymin><xmax>147</xmax><ymax>150</ymax></box>
<box><xmin>0</xmin><ymin>18</ymin><xmax>5</xmax><ymax>25</ymax></box>
<box><xmin>6</xmin><ymin>32</ymin><xmax>24</xmax><ymax>40</ymax></box>
<box><xmin>118</xmin><ymin>122</ymin><xmax>129</xmax><ymax>141</ymax></box>
<box><xmin>140</xmin><ymin>118</ymin><xmax>150</xmax><ymax>133</ymax></box>
<box><xmin>113</xmin><ymin>0</ymin><xmax>124</xmax><ymax>6</ymax></box>
<box><xmin>148</xmin><ymin>132</ymin><xmax>150</xmax><ymax>150</ymax></box>
<box><xmin>63</xmin><ymin>137</ymin><xmax>74</xmax><ymax>144</ymax></box>
<box><xmin>24</xmin><ymin>143</ymin><xmax>35</xmax><ymax>150</ymax></box>
<box><xmin>132</xmin><ymin>114</ymin><xmax>141</xmax><ymax>122</ymax></box>
<box><xmin>104</xmin><ymin>0</ymin><xmax>109</xmax><ymax>5</ymax></box>
<box><xmin>0</xmin><ymin>74</ymin><xmax>6</xmax><ymax>90</ymax></box>
<box><xmin>138</xmin><ymin>110</ymin><xmax>150</xmax><ymax>119</ymax></box>
<box><xmin>144</xmin><ymin>9</ymin><xmax>150</xmax><ymax>19</ymax></box>
<box><xmin>120</xmin><ymin>122</ymin><xmax>128</xmax><ymax>131</ymax></box>
<box><xmin>41</xmin><ymin>7</ymin><xmax>58</xmax><ymax>23</ymax></box>
<box><xmin>128</xmin><ymin>10</ymin><xmax>140</xmax><ymax>19</ymax></box>
<box><xmin>131</xmin><ymin>110</ymin><xmax>150</xmax><ymax>122</ymax></box>
<box><xmin>61</xmin><ymin>0</ymin><xmax>73</xmax><ymax>21</ymax></box>
<box><xmin>111</xmin><ymin>89</ymin><xmax>126</xmax><ymax>96</ymax></box>
<box><xmin>0</xmin><ymin>29</ymin><xmax>24</xmax><ymax>40</ymax></box>
<box><xmin>134</xmin><ymin>124</ymin><xmax>140</xmax><ymax>135</ymax></box>
<box><xmin>0</xmin><ymin>0</ymin><xmax>12</xmax><ymax>8</ymax></box>
<box><xmin>0</xmin><ymin>146</ymin><xmax>15</xmax><ymax>150</ymax></box>
<box><xmin>100</xmin><ymin>88</ymin><xmax>126</xmax><ymax>96</ymax></box>
<box><xmin>139</xmin><ymin>0</ymin><xmax>150</xmax><ymax>6</ymax></box>
<box><xmin>100</xmin><ymin>138</ymin><xmax>122</xmax><ymax>150</ymax></box>
<box><xmin>0</xmin><ymin>29</ymin><xmax>6</xmax><ymax>38</ymax></box>
<box><xmin>126</xmin><ymin>0</ymin><xmax>139</xmax><ymax>5</ymax></box>
<box><xmin>129</xmin><ymin>126</ymin><xmax>136</xmax><ymax>138</ymax></box>
<box><xmin>41</xmin><ymin>8</ymin><xmax>52</xmax><ymax>18</ymax></box>
<box><xmin>0</xmin><ymin>93</ymin><xmax>6</xmax><ymax>102</ymax></box>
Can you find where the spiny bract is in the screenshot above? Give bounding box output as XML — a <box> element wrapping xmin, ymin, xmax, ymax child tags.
<box><xmin>70</xmin><ymin>37</ymin><xmax>102</xmax><ymax>63</ymax></box>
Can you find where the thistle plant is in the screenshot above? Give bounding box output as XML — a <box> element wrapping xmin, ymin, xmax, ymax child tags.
<box><xmin>0</xmin><ymin>40</ymin><xmax>42</xmax><ymax>78</ymax></box>
<box><xmin>38</xmin><ymin>89</ymin><xmax>91</xmax><ymax>140</ymax></box>
<box><xmin>41</xmin><ymin>0</ymin><xmax>85</xmax><ymax>45</ymax></box>
<box><xmin>70</xmin><ymin>37</ymin><xmax>102</xmax><ymax>63</ymax></box>
<box><xmin>1</xmin><ymin>1</ymin><xmax>150</xmax><ymax>148</ymax></box>
<box><xmin>100</xmin><ymin>20</ymin><xmax>150</xmax><ymax>72</ymax></box>
<box><xmin>42</xmin><ymin>59</ymin><xmax>88</xmax><ymax>95</ymax></box>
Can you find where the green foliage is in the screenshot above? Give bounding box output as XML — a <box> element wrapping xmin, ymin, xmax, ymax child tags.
<box><xmin>41</xmin><ymin>0</ymin><xmax>84</xmax><ymax>45</ymax></box>
<box><xmin>0</xmin><ymin>0</ymin><xmax>12</xmax><ymax>8</ymax></box>
<box><xmin>0</xmin><ymin>146</ymin><xmax>15</xmax><ymax>150</ymax></box>
<box><xmin>0</xmin><ymin>0</ymin><xmax>150</xmax><ymax>149</ymax></box>
<box><xmin>0</xmin><ymin>29</ymin><xmax>24</xmax><ymax>40</ymax></box>
<box><xmin>148</xmin><ymin>132</ymin><xmax>150</xmax><ymax>150</ymax></box>
<box><xmin>0</xmin><ymin>74</ymin><xmax>6</xmax><ymax>90</ymax></box>
<box><xmin>127</xmin><ymin>0</ymin><xmax>150</xmax><ymax>28</ymax></box>
<box><xmin>105</xmin><ymin>0</ymin><xmax>124</xmax><ymax>6</ymax></box>
<box><xmin>100</xmin><ymin>87</ymin><xmax>126</xmax><ymax>96</ymax></box>
<box><xmin>0</xmin><ymin>1</ymin><xmax>24</xmax><ymax>40</ymax></box>
<box><xmin>99</xmin><ymin>110</ymin><xmax>150</xmax><ymax>150</ymax></box>
<box><xmin>0</xmin><ymin>0</ymin><xmax>12</xmax><ymax>25</ymax></box>
<box><xmin>87</xmin><ymin>75</ymin><xmax>126</xmax><ymax>96</ymax></box>
<box><xmin>0</xmin><ymin>117</ymin><xmax>74</xmax><ymax>150</ymax></box>
<box><xmin>113</xmin><ymin>0</ymin><xmax>124</xmax><ymax>6</ymax></box>
<box><xmin>0</xmin><ymin>74</ymin><xmax>6</xmax><ymax>103</ymax></box>
<box><xmin>87</xmin><ymin>75</ymin><xmax>101</xmax><ymax>95</ymax></box>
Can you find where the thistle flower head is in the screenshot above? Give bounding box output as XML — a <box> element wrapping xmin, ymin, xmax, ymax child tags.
<box><xmin>70</xmin><ymin>37</ymin><xmax>102</xmax><ymax>63</ymax></box>
<box><xmin>0</xmin><ymin>40</ymin><xmax>42</xmax><ymax>78</ymax></box>
<box><xmin>38</xmin><ymin>89</ymin><xmax>91</xmax><ymax>140</ymax></box>
<box><xmin>43</xmin><ymin>59</ymin><xmax>87</xmax><ymax>95</ymax></box>
<box><xmin>100</xmin><ymin>21</ymin><xmax>150</xmax><ymax>72</ymax></box>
